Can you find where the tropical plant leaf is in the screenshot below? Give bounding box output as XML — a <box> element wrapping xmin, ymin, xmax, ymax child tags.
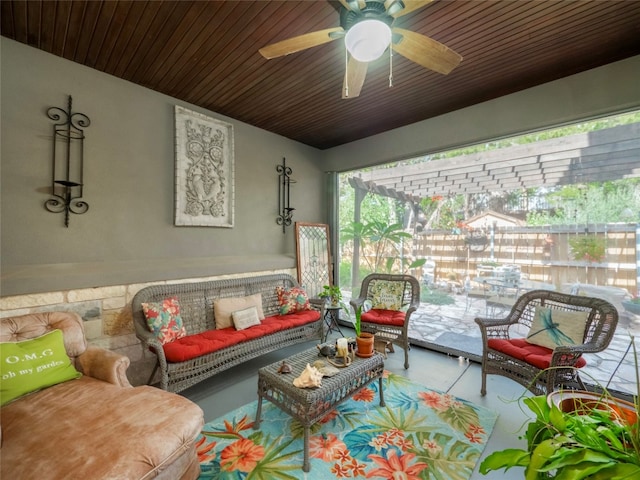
<box><xmin>435</xmin><ymin>402</ymin><xmax>481</xmax><ymax>433</ymax></box>
<box><xmin>479</xmin><ymin>448</ymin><xmax>530</xmax><ymax>474</ymax></box>
<box><xmin>414</xmin><ymin>430</ymin><xmax>479</xmax><ymax>480</ymax></box>
<box><xmin>245</xmin><ymin>435</ymin><xmax>302</xmax><ymax>480</ymax></box>
<box><xmin>342</xmin><ymin>424</ymin><xmax>395</xmax><ymax>461</ymax></box>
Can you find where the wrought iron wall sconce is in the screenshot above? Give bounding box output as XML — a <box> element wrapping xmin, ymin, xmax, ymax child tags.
<box><xmin>45</xmin><ymin>95</ymin><xmax>90</xmax><ymax>227</ymax></box>
<box><xmin>276</xmin><ymin>157</ymin><xmax>295</xmax><ymax>233</ymax></box>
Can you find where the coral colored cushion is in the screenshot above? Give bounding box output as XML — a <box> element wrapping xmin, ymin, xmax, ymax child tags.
<box><xmin>275</xmin><ymin>286</ymin><xmax>311</xmax><ymax>314</ymax></box>
<box><xmin>488</xmin><ymin>338</ymin><xmax>587</xmax><ymax>370</ymax></box>
<box><xmin>526</xmin><ymin>307</ymin><xmax>589</xmax><ymax>349</ymax></box>
<box><xmin>213</xmin><ymin>294</ymin><xmax>265</xmax><ymax>329</ymax></box>
<box><xmin>162</xmin><ymin>310</ymin><xmax>320</xmax><ymax>362</ymax></box>
<box><xmin>361</xmin><ymin>309</ymin><xmax>406</xmax><ymax>326</ymax></box>
<box><xmin>370</xmin><ymin>280</ymin><xmax>404</xmax><ymax>311</ymax></box>
<box><xmin>232</xmin><ymin>307</ymin><xmax>261</xmax><ymax>330</ymax></box>
<box><xmin>141</xmin><ymin>297</ymin><xmax>187</xmax><ymax>345</ymax></box>
<box><xmin>1</xmin><ymin>329</ymin><xmax>82</xmax><ymax>406</ymax></box>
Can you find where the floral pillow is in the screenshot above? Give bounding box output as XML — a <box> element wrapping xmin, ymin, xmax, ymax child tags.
<box><xmin>370</xmin><ymin>280</ymin><xmax>405</xmax><ymax>311</ymax></box>
<box><xmin>142</xmin><ymin>297</ymin><xmax>187</xmax><ymax>345</ymax></box>
<box><xmin>526</xmin><ymin>307</ymin><xmax>589</xmax><ymax>350</ymax></box>
<box><xmin>275</xmin><ymin>286</ymin><xmax>311</xmax><ymax>315</ymax></box>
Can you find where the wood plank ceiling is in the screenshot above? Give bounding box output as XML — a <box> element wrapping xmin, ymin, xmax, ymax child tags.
<box><xmin>2</xmin><ymin>0</ymin><xmax>639</xmax><ymax>153</ymax></box>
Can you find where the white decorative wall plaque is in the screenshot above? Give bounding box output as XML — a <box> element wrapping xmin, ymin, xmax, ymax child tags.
<box><xmin>174</xmin><ymin>106</ymin><xmax>234</xmax><ymax>227</ymax></box>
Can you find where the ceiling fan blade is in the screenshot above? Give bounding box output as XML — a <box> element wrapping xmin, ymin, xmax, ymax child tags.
<box><xmin>387</xmin><ymin>0</ymin><xmax>433</xmax><ymax>18</ymax></box>
<box><xmin>342</xmin><ymin>56</ymin><xmax>368</xmax><ymax>99</ymax></box>
<box><xmin>392</xmin><ymin>27</ymin><xmax>462</xmax><ymax>74</ymax></box>
<box><xmin>259</xmin><ymin>27</ymin><xmax>344</xmax><ymax>59</ymax></box>
<box><xmin>338</xmin><ymin>0</ymin><xmax>364</xmax><ymax>12</ymax></box>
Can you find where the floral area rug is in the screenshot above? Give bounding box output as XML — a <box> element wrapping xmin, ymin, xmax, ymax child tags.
<box><xmin>196</xmin><ymin>371</ymin><xmax>498</xmax><ymax>479</ymax></box>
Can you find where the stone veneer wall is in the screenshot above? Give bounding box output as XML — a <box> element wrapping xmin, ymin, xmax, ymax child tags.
<box><xmin>0</xmin><ymin>268</ymin><xmax>296</xmax><ymax>387</ymax></box>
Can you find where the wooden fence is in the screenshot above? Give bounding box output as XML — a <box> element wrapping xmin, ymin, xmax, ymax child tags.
<box><xmin>410</xmin><ymin>224</ymin><xmax>638</xmax><ymax>294</ymax></box>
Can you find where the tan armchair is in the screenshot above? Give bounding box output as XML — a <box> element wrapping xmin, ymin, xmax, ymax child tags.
<box><xmin>1</xmin><ymin>312</ymin><xmax>204</xmax><ymax>480</ymax></box>
<box><xmin>350</xmin><ymin>273</ymin><xmax>421</xmax><ymax>369</ymax></box>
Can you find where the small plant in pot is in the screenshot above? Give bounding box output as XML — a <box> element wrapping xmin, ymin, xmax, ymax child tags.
<box><xmin>480</xmin><ymin>337</ymin><xmax>640</xmax><ymax>479</ymax></box>
<box><xmin>318</xmin><ymin>285</ymin><xmax>349</xmax><ymax>315</ymax></box>
<box><xmin>352</xmin><ymin>299</ymin><xmax>375</xmax><ymax>358</ymax></box>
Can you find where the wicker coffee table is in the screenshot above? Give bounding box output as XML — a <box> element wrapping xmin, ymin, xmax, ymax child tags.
<box><xmin>255</xmin><ymin>347</ymin><xmax>385</xmax><ymax>472</ymax></box>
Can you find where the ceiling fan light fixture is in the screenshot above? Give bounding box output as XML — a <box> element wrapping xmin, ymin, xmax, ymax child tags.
<box><xmin>345</xmin><ymin>19</ymin><xmax>391</xmax><ymax>62</ymax></box>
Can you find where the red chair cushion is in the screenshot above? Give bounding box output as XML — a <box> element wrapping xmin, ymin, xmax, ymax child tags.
<box><xmin>488</xmin><ymin>338</ymin><xmax>587</xmax><ymax>370</ymax></box>
<box><xmin>361</xmin><ymin>309</ymin><xmax>406</xmax><ymax>327</ymax></box>
<box><xmin>162</xmin><ymin>310</ymin><xmax>320</xmax><ymax>362</ymax></box>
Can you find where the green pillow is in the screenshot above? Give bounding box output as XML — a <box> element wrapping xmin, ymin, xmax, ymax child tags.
<box><xmin>1</xmin><ymin>329</ymin><xmax>82</xmax><ymax>406</ymax></box>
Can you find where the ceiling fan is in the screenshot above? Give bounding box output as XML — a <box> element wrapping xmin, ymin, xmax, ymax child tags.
<box><xmin>259</xmin><ymin>0</ymin><xmax>462</xmax><ymax>99</ymax></box>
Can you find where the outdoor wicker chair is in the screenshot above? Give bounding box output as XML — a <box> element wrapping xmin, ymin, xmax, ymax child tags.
<box><xmin>475</xmin><ymin>289</ymin><xmax>619</xmax><ymax>396</ymax></box>
<box><xmin>350</xmin><ymin>273</ymin><xmax>420</xmax><ymax>369</ymax></box>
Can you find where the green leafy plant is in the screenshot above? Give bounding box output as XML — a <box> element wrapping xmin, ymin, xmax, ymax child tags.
<box><xmin>480</xmin><ymin>338</ymin><xmax>640</xmax><ymax>479</ymax></box>
<box><xmin>569</xmin><ymin>235</ymin><xmax>606</xmax><ymax>263</ymax></box>
<box><xmin>351</xmin><ymin>299</ymin><xmax>372</xmax><ymax>337</ymax></box>
<box><xmin>318</xmin><ymin>285</ymin><xmax>349</xmax><ymax>315</ymax></box>
<box><xmin>343</xmin><ymin>220</ymin><xmax>424</xmax><ymax>274</ymax></box>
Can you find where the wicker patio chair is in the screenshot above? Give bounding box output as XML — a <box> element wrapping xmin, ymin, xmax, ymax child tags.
<box><xmin>475</xmin><ymin>289</ymin><xmax>619</xmax><ymax>396</ymax></box>
<box><xmin>350</xmin><ymin>273</ymin><xmax>420</xmax><ymax>369</ymax></box>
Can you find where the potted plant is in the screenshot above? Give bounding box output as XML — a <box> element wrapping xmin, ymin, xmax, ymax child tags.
<box><xmin>480</xmin><ymin>338</ymin><xmax>640</xmax><ymax>479</ymax></box>
<box><xmin>352</xmin><ymin>299</ymin><xmax>375</xmax><ymax>357</ymax></box>
<box><xmin>319</xmin><ymin>284</ymin><xmax>350</xmax><ymax>316</ymax></box>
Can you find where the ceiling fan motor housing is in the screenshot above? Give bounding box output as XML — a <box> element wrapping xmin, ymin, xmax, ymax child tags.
<box><xmin>340</xmin><ymin>1</ymin><xmax>396</xmax><ymax>31</ymax></box>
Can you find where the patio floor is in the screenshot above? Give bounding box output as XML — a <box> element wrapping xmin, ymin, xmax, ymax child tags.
<box><xmin>342</xmin><ymin>289</ymin><xmax>640</xmax><ymax>396</ymax></box>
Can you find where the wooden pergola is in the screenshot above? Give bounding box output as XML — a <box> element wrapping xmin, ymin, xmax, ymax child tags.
<box><xmin>351</xmin><ymin>123</ymin><xmax>640</xmax><ymax>201</ymax></box>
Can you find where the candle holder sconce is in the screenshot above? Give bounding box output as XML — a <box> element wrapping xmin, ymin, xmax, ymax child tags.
<box><xmin>45</xmin><ymin>95</ymin><xmax>90</xmax><ymax>227</ymax></box>
<box><xmin>276</xmin><ymin>157</ymin><xmax>295</xmax><ymax>233</ymax></box>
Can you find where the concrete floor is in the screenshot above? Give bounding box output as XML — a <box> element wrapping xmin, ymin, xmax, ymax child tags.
<box><xmin>183</xmin><ymin>334</ymin><xmax>533</xmax><ymax>480</ymax></box>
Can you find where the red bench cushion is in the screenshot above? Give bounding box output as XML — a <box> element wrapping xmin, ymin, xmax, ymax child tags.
<box><xmin>361</xmin><ymin>309</ymin><xmax>406</xmax><ymax>326</ymax></box>
<box><xmin>162</xmin><ymin>310</ymin><xmax>320</xmax><ymax>363</ymax></box>
<box><xmin>488</xmin><ymin>338</ymin><xmax>586</xmax><ymax>370</ymax></box>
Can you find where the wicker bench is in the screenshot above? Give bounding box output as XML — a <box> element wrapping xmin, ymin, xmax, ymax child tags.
<box><xmin>132</xmin><ymin>273</ymin><xmax>323</xmax><ymax>393</ymax></box>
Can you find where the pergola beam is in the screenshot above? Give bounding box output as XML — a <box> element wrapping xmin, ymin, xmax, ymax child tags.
<box><xmin>354</xmin><ymin>124</ymin><xmax>640</xmax><ymax>198</ymax></box>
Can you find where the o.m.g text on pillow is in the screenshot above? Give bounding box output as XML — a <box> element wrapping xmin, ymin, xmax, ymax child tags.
<box><xmin>213</xmin><ymin>294</ymin><xmax>265</xmax><ymax>329</ymax></box>
<box><xmin>1</xmin><ymin>329</ymin><xmax>82</xmax><ymax>406</ymax></box>
<box><xmin>141</xmin><ymin>297</ymin><xmax>187</xmax><ymax>345</ymax></box>
<box><xmin>232</xmin><ymin>306</ymin><xmax>262</xmax><ymax>330</ymax></box>
<box><xmin>370</xmin><ymin>280</ymin><xmax>405</xmax><ymax>311</ymax></box>
<box><xmin>526</xmin><ymin>306</ymin><xmax>589</xmax><ymax>350</ymax></box>
<box><xmin>275</xmin><ymin>286</ymin><xmax>311</xmax><ymax>314</ymax></box>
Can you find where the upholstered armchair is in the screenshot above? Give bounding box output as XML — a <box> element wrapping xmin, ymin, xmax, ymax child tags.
<box><xmin>475</xmin><ymin>290</ymin><xmax>618</xmax><ymax>396</ymax></box>
<box><xmin>1</xmin><ymin>312</ymin><xmax>204</xmax><ymax>480</ymax></box>
<box><xmin>350</xmin><ymin>273</ymin><xmax>421</xmax><ymax>369</ymax></box>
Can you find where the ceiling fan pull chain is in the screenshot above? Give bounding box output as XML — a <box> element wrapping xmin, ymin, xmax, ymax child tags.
<box><xmin>389</xmin><ymin>46</ymin><xmax>394</xmax><ymax>88</ymax></box>
<box><xmin>344</xmin><ymin>48</ymin><xmax>349</xmax><ymax>98</ymax></box>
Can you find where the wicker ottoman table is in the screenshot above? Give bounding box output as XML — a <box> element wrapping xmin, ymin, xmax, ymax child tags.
<box><xmin>254</xmin><ymin>347</ymin><xmax>385</xmax><ymax>472</ymax></box>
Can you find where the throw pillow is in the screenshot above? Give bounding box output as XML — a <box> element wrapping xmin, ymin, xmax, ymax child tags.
<box><xmin>275</xmin><ymin>286</ymin><xmax>311</xmax><ymax>315</ymax></box>
<box><xmin>141</xmin><ymin>297</ymin><xmax>187</xmax><ymax>345</ymax></box>
<box><xmin>1</xmin><ymin>329</ymin><xmax>82</xmax><ymax>406</ymax></box>
<box><xmin>213</xmin><ymin>294</ymin><xmax>265</xmax><ymax>329</ymax></box>
<box><xmin>232</xmin><ymin>306</ymin><xmax>262</xmax><ymax>330</ymax></box>
<box><xmin>370</xmin><ymin>280</ymin><xmax>405</xmax><ymax>311</ymax></box>
<box><xmin>526</xmin><ymin>306</ymin><xmax>589</xmax><ymax>350</ymax></box>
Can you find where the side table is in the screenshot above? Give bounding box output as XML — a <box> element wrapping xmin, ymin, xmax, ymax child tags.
<box><xmin>254</xmin><ymin>347</ymin><xmax>385</xmax><ymax>472</ymax></box>
<box><xmin>323</xmin><ymin>305</ymin><xmax>344</xmax><ymax>341</ymax></box>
